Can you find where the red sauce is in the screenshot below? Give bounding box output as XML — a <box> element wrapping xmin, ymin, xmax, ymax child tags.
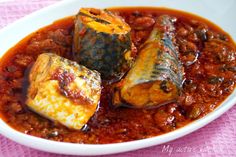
<box><xmin>0</xmin><ymin>7</ymin><xmax>235</xmax><ymax>144</ymax></box>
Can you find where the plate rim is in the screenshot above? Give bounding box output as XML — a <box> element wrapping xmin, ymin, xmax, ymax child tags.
<box><xmin>0</xmin><ymin>0</ymin><xmax>235</xmax><ymax>155</ymax></box>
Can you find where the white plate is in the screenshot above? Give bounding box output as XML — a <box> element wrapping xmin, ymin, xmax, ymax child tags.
<box><xmin>0</xmin><ymin>0</ymin><xmax>235</xmax><ymax>155</ymax></box>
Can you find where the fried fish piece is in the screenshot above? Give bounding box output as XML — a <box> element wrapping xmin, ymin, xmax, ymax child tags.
<box><xmin>73</xmin><ymin>8</ymin><xmax>133</xmax><ymax>80</ymax></box>
<box><xmin>26</xmin><ymin>53</ymin><xmax>101</xmax><ymax>130</ymax></box>
<box><xmin>113</xmin><ymin>15</ymin><xmax>184</xmax><ymax>108</ymax></box>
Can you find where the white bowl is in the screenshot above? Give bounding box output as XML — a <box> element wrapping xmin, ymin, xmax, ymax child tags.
<box><xmin>0</xmin><ymin>0</ymin><xmax>235</xmax><ymax>155</ymax></box>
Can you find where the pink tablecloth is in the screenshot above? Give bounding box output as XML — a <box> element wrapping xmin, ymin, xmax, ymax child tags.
<box><xmin>0</xmin><ymin>1</ymin><xmax>235</xmax><ymax>157</ymax></box>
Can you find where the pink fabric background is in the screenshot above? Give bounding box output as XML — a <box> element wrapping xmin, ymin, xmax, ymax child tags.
<box><xmin>0</xmin><ymin>0</ymin><xmax>235</xmax><ymax>157</ymax></box>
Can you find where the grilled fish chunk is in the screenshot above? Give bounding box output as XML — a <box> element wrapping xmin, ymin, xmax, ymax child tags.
<box><xmin>73</xmin><ymin>8</ymin><xmax>133</xmax><ymax>80</ymax></box>
<box><xmin>26</xmin><ymin>53</ymin><xmax>101</xmax><ymax>130</ymax></box>
<box><xmin>113</xmin><ymin>15</ymin><xmax>184</xmax><ymax>108</ymax></box>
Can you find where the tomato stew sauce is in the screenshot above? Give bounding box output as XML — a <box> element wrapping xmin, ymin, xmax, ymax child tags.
<box><xmin>0</xmin><ymin>8</ymin><xmax>235</xmax><ymax>144</ymax></box>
